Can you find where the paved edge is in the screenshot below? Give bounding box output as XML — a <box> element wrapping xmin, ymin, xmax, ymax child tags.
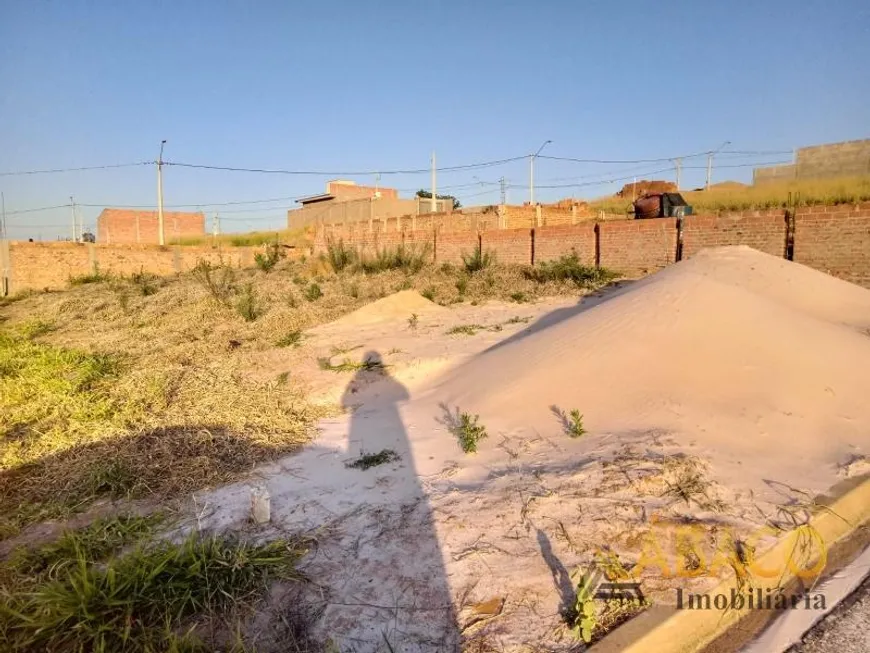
<box><xmin>591</xmin><ymin>474</ymin><xmax>870</xmax><ymax>653</ymax></box>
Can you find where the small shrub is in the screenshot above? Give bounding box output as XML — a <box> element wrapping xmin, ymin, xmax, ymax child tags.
<box><xmin>566</xmin><ymin>409</ymin><xmax>585</xmax><ymax>438</ymax></box>
<box><xmin>292</xmin><ymin>274</ymin><xmax>307</xmax><ymax>286</ymax></box>
<box><xmin>454</xmin><ymin>412</ymin><xmax>488</xmax><ymax>453</ymax></box>
<box><xmin>524</xmin><ymin>252</ymin><xmax>618</xmax><ymax>287</ymax></box>
<box><xmin>192</xmin><ymin>259</ymin><xmax>235</xmax><ymax>305</ymax></box>
<box><xmin>69</xmin><ymin>265</ymin><xmax>110</xmax><ymax>286</ymax></box>
<box><xmin>235</xmin><ymin>283</ymin><xmax>264</xmax><ymax>322</ymax></box>
<box><xmin>347</xmin><ymin>282</ymin><xmax>360</xmax><ymax>298</ymax></box>
<box><xmin>346</xmin><ymin>449</ymin><xmax>400</xmax><ymax>470</ymax></box>
<box><xmin>354</xmin><ymin>243</ymin><xmax>430</xmax><ymax>274</ymax></box>
<box><xmin>254</xmin><ymin>241</ymin><xmax>284</xmax><ymax>272</ymax></box>
<box><xmin>304</xmin><ymin>282</ymin><xmax>323</xmax><ymax>302</ymax></box>
<box><xmin>455</xmin><ymin>276</ymin><xmax>469</xmax><ymax>295</ymax></box>
<box><xmin>131</xmin><ymin>269</ymin><xmax>159</xmax><ymax>296</ymax></box>
<box><xmin>275</xmin><ymin>330</ymin><xmax>304</xmax><ymax>348</ymax></box>
<box><xmin>286</xmin><ymin>291</ymin><xmax>298</xmax><ymax>308</ymax></box>
<box><xmin>509</xmin><ymin>291</ymin><xmax>528</xmax><ymax>303</ymax></box>
<box><xmin>323</xmin><ymin>239</ymin><xmax>357</xmax><ymax>273</ymax></box>
<box><xmin>408</xmin><ymin>313</ymin><xmax>419</xmax><ymax>330</ymax></box>
<box><xmin>421</xmin><ymin>286</ymin><xmax>436</xmax><ymax>302</ymax></box>
<box><xmin>462</xmin><ymin>244</ymin><xmax>495</xmax><ymax>273</ymax></box>
<box><xmin>440</xmin><ymin>262</ymin><xmax>455</xmax><ymax>275</ymax></box>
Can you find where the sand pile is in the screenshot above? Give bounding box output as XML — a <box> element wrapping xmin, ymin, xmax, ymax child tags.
<box><xmin>325</xmin><ymin>290</ymin><xmax>444</xmax><ymax>328</ymax></box>
<box><xmin>428</xmin><ymin>246</ymin><xmax>870</xmax><ymax>493</ymax></box>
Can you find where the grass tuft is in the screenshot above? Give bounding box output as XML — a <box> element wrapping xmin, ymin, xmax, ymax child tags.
<box><xmin>524</xmin><ymin>252</ymin><xmax>617</xmax><ymax>286</ymax></box>
<box><xmin>441</xmin><ymin>405</ymin><xmax>488</xmax><ymax>454</ymax></box>
<box><xmin>0</xmin><ymin>529</ymin><xmax>307</xmax><ymax>652</ymax></box>
<box><xmin>192</xmin><ymin>259</ymin><xmax>236</xmax><ymax>305</ymax></box>
<box><xmin>345</xmin><ymin>449</ymin><xmax>400</xmax><ymax>470</ymax></box>
<box><xmin>254</xmin><ymin>241</ymin><xmax>285</xmax><ymax>273</ymax></box>
<box><xmin>275</xmin><ymin>329</ymin><xmax>304</xmax><ymax>348</ymax></box>
<box><xmin>235</xmin><ymin>283</ymin><xmax>265</xmax><ymax>322</ymax></box>
<box><xmin>69</xmin><ymin>265</ymin><xmax>111</xmax><ymax>286</ymax></box>
<box><xmin>461</xmin><ymin>244</ymin><xmax>495</xmax><ymax>274</ymax></box>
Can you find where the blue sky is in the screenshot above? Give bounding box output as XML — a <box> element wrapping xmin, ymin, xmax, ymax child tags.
<box><xmin>1</xmin><ymin>0</ymin><xmax>868</xmax><ymax>239</ymax></box>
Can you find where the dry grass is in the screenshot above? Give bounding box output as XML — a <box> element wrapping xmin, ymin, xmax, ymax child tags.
<box><xmin>176</xmin><ymin>227</ymin><xmax>312</xmax><ymax>248</ymax></box>
<box><xmin>0</xmin><ymin>253</ymin><xmax>618</xmax><ymax>539</ymax></box>
<box><xmin>587</xmin><ymin>175</ymin><xmax>870</xmax><ymax>215</ymax></box>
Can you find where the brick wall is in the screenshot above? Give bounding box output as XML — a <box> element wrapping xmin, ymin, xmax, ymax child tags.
<box><xmin>598</xmin><ymin>218</ymin><xmax>678</xmax><ymax>276</ymax></box>
<box><xmin>311</xmin><ymin>203</ymin><xmax>870</xmax><ymax>289</ymax></box>
<box><xmin>97</xmin><ymin>210</ymin><xmax>205</xmax><ymax>245</ymax></box>
<box><xmin>534</xmin><ymin>224</ymin><xmax>596</xmax><ymax>265</ymax></box>
<box><xmin>681</xmin><ymin>211</ymin><xmax>787</xmax><ymax>259</ymax></box>
<box><xmin>793</xmin><ymin>203</ymin><xmax>870</xmax><ymax>287</ymax></box>
<box><xmin>5</xmin><ymin>242</ymin><xmax>256</xmax><ymax>293</ymax></box>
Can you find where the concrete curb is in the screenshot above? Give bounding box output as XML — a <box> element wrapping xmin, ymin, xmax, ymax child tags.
<box><xmin>591</xmin><ymin>474</ymin><xmax>870</xmax><ymax>653</ymax></box>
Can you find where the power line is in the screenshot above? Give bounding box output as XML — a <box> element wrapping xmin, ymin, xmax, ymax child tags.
<box><xmin>162</xmin><ymin>155</ymin><xmax>530</xmax><ymax>176</ymax></box>
<box><xmin>0</xmin><ymin>161</ymin><xmax>153</xmax><ymax>177</ymax></box>
<box><xmin>4</xmin><ymin>204</ymin><xmax>72</xmax><ymax>215</ymax></box>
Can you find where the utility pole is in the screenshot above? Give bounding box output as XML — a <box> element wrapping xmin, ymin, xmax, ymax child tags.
<box><xmin>1</xmin><ymin>191</ymin><xmax>8</xmax><ymax>297</ymax></box>
<box><xmin>529</xmin><ymin>140</ymin><xmax>552</xmax><ymax>206</ymax></box>
<box><xmin>499</xmin><ymin>176</ymin><xmax>507</xmax><ymax>205</ymax></box>
<box><xmin>430</xmin><ymin>151</ymin><xmax>436</xmax><ymax>213</ymax></box>
<box><xmin>70</xmin><ymin>196</ymin><xmax>77</xmax><ymax>242</ymax></box>
<box><xmin>212</xmin><ymin>213</ymin><xmax>221</xmax><ymax>244</ymax></box>
<box><xmin>705</xmin><ymin>140</ymin><xmax>731</xmax><ymax>190</ymax></box>
<box><xmin>157</xmin><ymin>140</ymin><xmax>167</xmax><ymax>245</ymax></box>
<box><xmin>675</xmin><ymin>158</ymin><xmax>682</xmax><ymax>190</ymax></box>
<box><xmin>1</xmin><ymin>192</ymin><xmax>6</xmax><ymax>240</ymax></box>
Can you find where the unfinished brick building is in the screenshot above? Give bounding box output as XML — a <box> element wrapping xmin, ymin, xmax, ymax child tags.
<box><xmin>97</xmin><ymin>209</ymin><xmax>205</xmax><ymax>244</ymax></box>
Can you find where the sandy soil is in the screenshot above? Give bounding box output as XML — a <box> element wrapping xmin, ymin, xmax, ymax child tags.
<box><xmin>189</xmin><ymin>247</ymin><xmax>870</xmax><ymax>652</ymax></box>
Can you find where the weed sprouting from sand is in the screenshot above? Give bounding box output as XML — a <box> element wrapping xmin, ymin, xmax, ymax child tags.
<box><xmin>254</xmin><ymin>241</ymin><xmax>285</xmax><ymax>272</ymax></box>
<box><xmin>506</xmin><ymin>315</ymin><xmax>532</xmax><ymax>325</ymax></box>
<box><xmin>439</xmin><ymin>405</ymin><xmax>488</xmax><ymax>453</ymax></box>
<box><xmin>235</xmin><ymin>283</ymin><xmax>265</xmax><ymax>322</ymax></box>
<box><xmin>565</xmin><ymin>410</ymin><xmax>586</xmax><ymax>438</ymax></box>
<box><xmin>317</xmin><ymin>353</ymin><xmax>384</xmax><ymax>373</ymax></box>
<box><xmin>192</xmin><ymin>259</ymin><xmax>236</xmax><ymax>305</ymax></box>
<box><xmin>0</xmin><ymin>529</ymin><xmax>307</xmax><ymax>652</ymax></box>
<box><xmin>346</xmin><ymin>449</ymin><xmax>400</xmax><ymax>470</ymax></box>
<box><xmin>408</xmin><ymin>313</ymin><xmax>419</xmax><ymax>330</ymax></box>
<box><xmin>304</xmin><ymin>282</ymin><xmax>323</xmax><ymax>302</ymax></box>
<box><xmin>462</xmin><ymin>243</ymin><xmax>495</xmax><ymax>273</ymax></box>
<box><xmin>421</xmin><ymin>286</ymin><xmax>436</xmax><ymax>302</ymax></box>
<box><xmin>446</xmin><ymin>323</ymin><xmax>504</xmax><ymax>336</ymax></box>
<box><xmin>509</xmin><ymin>291</ymin><xmax>529</xmax><ymax>303</ymax></box>
<box><xmin>275</xmin><ymin>329</ymin><xmax>304</xmax><ymax>348</ymax></box>
<box><xmin>446</xmin><ymin>323</ymin><xmax>485</xmax><ymax>336</ymax></box>
<box><xmin>660</xmin><ymin>457</ymin><xmax>720</xmax><ymax>511</ymax></box>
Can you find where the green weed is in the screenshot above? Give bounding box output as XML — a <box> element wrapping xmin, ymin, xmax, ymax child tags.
<box><xmin>303</xmin><ymin>283</ymin><xmax>323</xmax><ymax>302</ymax></box>
<box><xmin>275</xmin><ymin>330</ymin><xmax>304</xmax><ymax>348</ymax></box>
<box><xmin>235</xmin><ymin>283</ymin><xmax>264</xmax><ymax>322</ymax></box>
<box><xmin>254</xmin><ymin>241</ymin><xmax>285</xmax><ymax>272</ymax></box>
<box><xmin>130</xmin><ymin>269</ymin><xmax>159</xmax><ymax>296</ymax></box>
<box><xmin>462</xmin><ymin>244</ymin><xmax>495</xmax><ymax>273</ymax></box>
<box><xmin>191</xmin><ymin>259</ymin><xmax>236</xmax><ymax>305</ymax></box>
<box><xmin>524</xmin><ymin>252</ymin><xmax>617</xmax><ymax>286</ymax></box>
<box><xmin>346</xmin><ymin>449</ymin><xmax>400</xmax><ymax>470</ymax></box>
<box><xmin>69</xmin><ymin>265</ymin><xmax>110</xmax><ymax>286</ymax></box>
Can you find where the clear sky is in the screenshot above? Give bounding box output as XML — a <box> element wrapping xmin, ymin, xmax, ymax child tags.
<box><xmin>1</xmin><ymin>0</ymin><xmax>868</xmax><ymax>239</ymax></box>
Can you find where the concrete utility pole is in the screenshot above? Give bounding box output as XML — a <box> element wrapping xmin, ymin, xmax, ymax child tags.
<box><xmin>157</xmin><ymin>140</ymin><xmax>167</xmax><ymax>245</ymax></box>
<box><xmin>529</xmin><ymin>140</ymin><xmax>552</xmax><ymax>205</ymax></box>
<box><xmin>70</xmin><ymin>196</ymin><xmax>77</xmax><ymax>242</ymax></box>
<box><xmin>499</xmin><ymin>176</ymin><xmax>507</xmax><ymax>205</ymax></box>
<box><xmin>675</xmin><ymin>158</ymin><xmax>682</xmax><ymax>190</ymax></box>
<box><xmin>212</xmin><ymin>213</ymin><xmax>221</xmax><ymax>244</ymax></box>
<box><xmin>1</xmin><ymin>192</ymin><xmax>6</xmax><ymax>239</ymax></box>
<box><xmin>705</xmin><ymin>140</ymin><xmax>731</xmax><ymax>190</ymax></box>
<box><xmin>430</xmin><ymin>151</ymin><xmax>437</xmax><ymax>213</ymax></box>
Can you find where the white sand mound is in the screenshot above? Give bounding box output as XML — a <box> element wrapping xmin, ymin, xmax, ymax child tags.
<box><xmin>428</xmin><ymin>246</ymin><xmax>870</xmax><ymax>491</ymax></box>
<box><xmin>326</xmin><ymin>290</ymin><xmax>444</xmax><ymax>328</ymax></box>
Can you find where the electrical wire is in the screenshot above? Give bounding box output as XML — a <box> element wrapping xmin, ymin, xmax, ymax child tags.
<box><xmin>0</xmin><ymin>162</ymin><xmax>153</xmax><ymax>177</ymax></box>
<box><xmin>162</xmin><ymin>155</ymin><xmax>530</xmax><ymax>176</ymax></box>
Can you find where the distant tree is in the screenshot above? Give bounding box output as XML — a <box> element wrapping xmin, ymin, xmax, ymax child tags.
<box><xmin>81</xmin><ymin>232</ymin><xmax>96</xmax><ymax>243</ymax></box>
<box><xmin>416</xmin><ymin>189</ymin><xmax>461</xmax><ymax>209</ymax></box>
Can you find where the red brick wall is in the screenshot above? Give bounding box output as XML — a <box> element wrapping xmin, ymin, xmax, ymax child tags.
<box><xmin>435</xmin><ymin>231</ymin><xmax>480</xmax><ymax>264</ymax></box>
<box><xmin>793</xmin><ymin>203</ymin><xmax>870</xmax><ymax>287</ymax></box>
<box><xmin>682</xmin><ymin>211</ymin><xmax>787</xmax><ymax>259</ymax></box>
<box><xmin>312</xmin><ymin>204</ymin><xmax>870</xmax><ymax>288</ymax></box>
<box><xmin>534</xmin><ymin>224</ymin><xmax>596</xmax><ymax>266</ymax></box>
<box><xmin>598</xmin><ymin>218</ymin><xmax>678</xmax><ymax>276</ymax></box>
<box><xmin>97</xmin><ymin>210</ymin><xmax>205</xmax><ymax>245</ymax></box>
<box><xmin>483</xmin><ymin>229</ymin><xmax>532</xmax><ymax>265</ymax></box>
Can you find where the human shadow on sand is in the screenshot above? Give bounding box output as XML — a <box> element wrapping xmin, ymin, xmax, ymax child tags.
<box><xmin>327</xmin><ymin>350</ymin><xmax>459</xmax><ymax>651</ymax></box>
